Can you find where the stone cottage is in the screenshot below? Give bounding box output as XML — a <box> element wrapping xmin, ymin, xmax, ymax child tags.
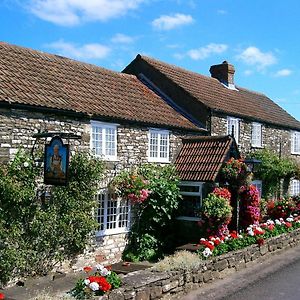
<box><xmin>0</xmin><ymin>42</ymin><xmax>206</xmax><ymax>265</ymax></box>
<box><xmin>123</xmin><ymin>55</ymin><xmax>300</xmax><ymax>196</ymax></box>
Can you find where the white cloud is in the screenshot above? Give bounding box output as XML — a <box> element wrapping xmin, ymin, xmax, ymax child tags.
<box><xmin>46</xmin><ymin>40</ymin><xmax>110</xmax><ymax>60</ymax></box>
<box><xmin>111</xmin><ymin>33</ymin><xmax>135</xmax><ymax>44</ymax></box>
<box><xmin>244</xmin><ymin>70</ymin><xmax>253</xmax><ymax>76</ymax></box>
<box><xmin>187</xmin><ymin>43</ymin><xmax>228</xmax><ymax>60</ymax></box>
<box><xmin>237</xmin><ymin>46</ymin><xmax>277</xmax><ymax>69</ymax></box>
<box><xmin>217</xmin><ymin>9</ymin><xmax>227</xmax><ymax>15</ymax></box>
<box><xmin>28</xmin><ymin>0</ymin><xmax>145</xmax><ymax>26</ymax></box>
<box><xmin>274</xmin><ymin>68</ymin><xmax>292</xmax><ymax>77</ymax></box>
<box><xmin>152</xmin><ymin>13</ymin><xmax>194</xmax><ymax>30</ymax></box>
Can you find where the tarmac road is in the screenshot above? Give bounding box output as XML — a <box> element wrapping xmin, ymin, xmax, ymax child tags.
<box><xmin>182</xmin><ymin>244</ymin><xmax>300</xmax><ymax>300</ymax></box>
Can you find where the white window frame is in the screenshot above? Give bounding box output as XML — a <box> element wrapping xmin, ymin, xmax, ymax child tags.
<box><xmin>90</xmin><ymin>121</ymin><xmax>118</xmax><ymax>161</ymax></box>
<box><xmin>290</xmin><ymin>179</ymin><xmax>300</xmax><ymax>196</ymax></box>
<box><xmin>227</xmin><ymin>117</ymin><xmax>240</xmax><ymax>144</ymax></box>
<box><xmin>251</xmin><ymin>122</ymin><xmax>262</xmax><ymax>148</ymax></box>
<box><xmin>177</xmin><ymin>181</ymin><xmax>203</xmax><ymax>221</ymax></box>
<box><xmin>95</xmin><ymin>189</ymin><xmax>131</xmax><ymax>236</ymax></box>
<box><xmin>291</xmin><ymin>131</ymin><xmax>300</xmax><ymax>155</ymax></box>
<box><xmin>252</xmin><ymin>180</ymin><xmax>262</xmax><ymax>199</ymax></box>
<box><xmin>148</xmin><ymin>129</ymin><xmax>170</xmax><ymax>163</ymax></box>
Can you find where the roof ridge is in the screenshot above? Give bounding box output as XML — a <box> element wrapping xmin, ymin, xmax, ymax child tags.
<box><xmin>138</xmin><ymin>54</ymin><xmax>212</xmax><ymax>81</ymax></box>
<box><xmin>0</xmin><ymin>41</ymin><xmax>136</xmax><ymax>80</ymax></box>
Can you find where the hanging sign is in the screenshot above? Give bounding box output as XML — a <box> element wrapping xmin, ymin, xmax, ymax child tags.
<box><xmin>44</xmin><ymin>136</ymin><xmax>69</xmax><ymax>185</ymax></box>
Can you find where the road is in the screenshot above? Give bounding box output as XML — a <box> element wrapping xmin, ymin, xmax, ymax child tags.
<box><xmin>183</xmin><ymin>244</ymin><xmax>300</xmax><ymax>300</ymax></box>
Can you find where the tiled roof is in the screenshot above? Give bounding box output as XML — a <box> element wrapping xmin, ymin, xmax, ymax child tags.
<box><xmin>136</xmin><ymin>55</ymin><xmax>300</xmax><ymax>130</ymax></box>
<box><xmin>0</xmin><ymin>42</ymin><xmax>202</xmax><ymax>132</ymax></box>
<box><xmin>175</xmin><ymin>135</ymin><xmax>239</xmax><ymax>182</ymax></box>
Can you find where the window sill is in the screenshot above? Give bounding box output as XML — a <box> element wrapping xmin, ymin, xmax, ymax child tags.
<box><xmin>148</xmin><ymin>158</ymin><xmax>170</xmax><ymax>164</ymax></box>
<box><xmin>251</xmin><ymin>145</ymin><xmax>263</xmax><ymax>149</ymax></box>
<box><xmin>291</xmin><ymin>152</ymin><xmax>300</xmax><ymax>155</ymax></box>
<box><xmin>95</xmin><ymin>228</ymin><xmax>130</xmax><ymax>237</ymax></box>
<box><xmin>93</xmin><ymin>155</ymin><xmax>119</xmax><ymax>162</ymax></box>
<box><xmin>176</xmin><ymin>216</ymin><xmax>201</xmax><ymax>222</ymax></box>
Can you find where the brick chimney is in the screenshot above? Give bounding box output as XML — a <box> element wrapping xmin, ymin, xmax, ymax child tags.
<box><xmin>209</xmin><ymin>61</ymin><xmax>236</xmax><ymax>90</ymax></box>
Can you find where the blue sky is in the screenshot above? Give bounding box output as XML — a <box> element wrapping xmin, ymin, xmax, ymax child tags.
<box><xmin>1</xmin><ymin>0</ymin><xmax>300</xmax><ymax>121</ymax></box>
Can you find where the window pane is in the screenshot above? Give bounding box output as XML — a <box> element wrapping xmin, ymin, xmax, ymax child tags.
<box><xmin>179</xmin><ymin>185</ymin><xmax>200</xmax><ymax>193</ymax></box>
<box><xmin>227</xmin><ymin>118</ymin><xmax>239</xmax><ymax>143</ymax></box>
<box><xmin>293</xmin><ymin>132</ymin><xmax>300</xmax><ymax>153</ymax></box>
<box><xmin>118</xmin><ymin>199</ymin><xmax>130</xmax><ymax>228</ymax></box>
<box><xmin>105</xmin><ymin>127</ymin><xmax>116</xmax><ymax>156</ymax></box>
<box><xmin>252</xmin><ymin>123</ymin><xmax>262</xmax><ymax>147</ymax></box>
<box><xmin>92</xmin><ymin>126</ymin><xmax>102</xmax><ymax>156</ymax></box>
<box><xmin>160</xmin><ymin>133</ymin><xmax>168</xmax><ymax>158</ymax></box>
<box><xmin>150</xmin><ymin>132</ymin><xmax>158</xmax><ymax>158</ymax></box>
<box><xmin>107</xmin><ymin>195</ymin><xmax>118</xmax><ymax>230</ymax></box>
<box><xmin>291</xmin><ymin>180</ymin><xmax>300</xmax><ymax>196</ymax></box>
<box><xmin>178</xmin><ymin>195</ymin><xmax>201</xmax><ymax>217</ymax></box>
<box><xmin>96</xmin><ymin>192</ymin><xmax>105</xmax><ymax>231</ymax></box>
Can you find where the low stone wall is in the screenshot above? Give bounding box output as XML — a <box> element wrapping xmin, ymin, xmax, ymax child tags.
<box><xmin>104</xmin><ymin>228</ymin><xmax>300</xmax><ymax>300</ymax></box>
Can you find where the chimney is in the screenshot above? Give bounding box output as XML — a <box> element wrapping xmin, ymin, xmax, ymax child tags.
<box><xmin>209</xmin><ymin>61</ymin><xmax>236</xmax><ymax>90</ymax></box>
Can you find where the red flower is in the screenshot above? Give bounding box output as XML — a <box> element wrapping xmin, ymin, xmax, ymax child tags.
<box><xmin>83</xmin><ymin>266</ymin><xmax>93</xmax><ymax>273</ymax></box>
<box><xmin>230</xmin><ymin>231</ymin><xmax>238</xmax><ymax>239</ymax></box>
<box><xmin>257</xmin><ymin>238</ymin><xmax>265</xmax><ymax>246</ymax></box>
<box><xmin>285</xmin><ymin>222</ymin><xmax>292</xmax><ymax>228</ymax></box>
<box><xmin>0</xmin><ymin>293</ymin><xmax>5</xmax><ymax>300</ymax></box>
<box><xmin>88</xmin><ymin>276</ymin><xmax>112</xmax><ymax>292</ymax></box>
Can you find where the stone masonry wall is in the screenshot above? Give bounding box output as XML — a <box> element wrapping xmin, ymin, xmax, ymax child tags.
<box><xmin>211</xmin><ymin>113</ymin><xmax>300</xmax><ymax>164</ymax></box>
<box><xmin>103</xmin><ymin>228</ymin><xmax>300</xmax><ymax>300</ymax></box>
<box><xmin>0</xmin><ymin>106</ymin><xmax>185</xmax><ymax>269</ymax></box>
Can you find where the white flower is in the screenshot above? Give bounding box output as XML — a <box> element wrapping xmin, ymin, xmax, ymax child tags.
<box><xmin>238</xmin><ymin>234</ymin><xmax>243</xmax><ymax>239</ymax></box>
<box><xmin>248</xmin><ymin>230</ymin><xmax>254</xmax><ymax>236</ymax></box>
<box><xmin>84</xmin><ymin>279</ymin><xmax>90</xmax><ymax>285</ymax></box>
<box><xmin>286</xmin><ymin>217</ymin><xmax>294</xmax><ymax>222</ymax></box>
<box><xmin>267</xmin><ymin>219</ymin><xmax>274</xmax><ymax>225</ymax></box>
<box><xmin>208</xmin><ymin>241</ymin><xmax>214</xmax><ymax>245</ymax></box>
<box><xmin>95</xmin><ymin>264</ymin><xmax>104</xmax><ymax>270</ymax></box>
<box><xmin>23</xmin><ymin>162</ymin><xmax>29</xmax><ymax>167</ymax></box>
<box><xmin>89</xmin><ymin>282</ymin><xmax>100</xmax><ymax>291</ymax></box>
<box><xmin>275</xmin><ymin>219</ymin><xmax>281</xmax><ymax>225</ymax></box>
<box><xmin>100</xmin><ymin>268</ymin><xmax>111</xmax><ymax>277</ymax></box>
<box><xmin>200</xmin><ymin>238</ymin><xmax>206</xmax><ymax>242</ymax></box>
<box><xmin>202</xmin><ymin>247</ymin><xmax>212</xmax><ymax>258</ymax></box>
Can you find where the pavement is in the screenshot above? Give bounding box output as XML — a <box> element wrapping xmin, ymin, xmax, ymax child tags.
<box><xmin>182</xmin><ymin>243</ymin><xmax>300</xmax><ymax>300</ymax></box>
<box><xmin>1</xmin><ymin>271</ymin><xmax>85</xmax><ymax>300</ymax></box>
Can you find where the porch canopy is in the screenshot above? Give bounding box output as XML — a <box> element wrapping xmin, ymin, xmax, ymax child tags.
<box><xmin>175</xmin><ymin>135</ymin><xmax>240</xmax><ymax>182</ymax></box>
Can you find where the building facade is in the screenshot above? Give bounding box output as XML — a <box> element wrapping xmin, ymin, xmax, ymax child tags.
<box><xmin>124</xmin><ymin>55</ymin><xmax>300</xmax><ymax>196</ymax></box>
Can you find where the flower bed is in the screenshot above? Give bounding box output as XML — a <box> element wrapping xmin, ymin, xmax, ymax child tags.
<box><xmin>197</xmin><ymin>216</ymin><xmax>300</xmax><ymax>259</ymax></box>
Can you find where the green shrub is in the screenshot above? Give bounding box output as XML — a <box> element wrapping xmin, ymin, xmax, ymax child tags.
<box><xmin>121</xmin><ymin>164</ymin><xmax>181</xmax><ymax>261</ymax></box>
<box><xmin>0</xmin><ymin>151</ymin><xmax>104</xmax><ymax>286</ymax></box>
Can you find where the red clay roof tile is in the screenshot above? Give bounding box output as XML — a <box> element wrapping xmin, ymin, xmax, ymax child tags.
<box><xmin>175</xmin><ymin>135</ymin><xmax>239</xmax><ymax>182</ymax></box>
<box><xmin>138</xmin><ymin>55</ymin><xmax>300</xmax><ymax>130</ymax></box>
<box><xmin>0</xmin><ymin>42</ymin><xmax>202</xmax><ymax>132</ymax></box>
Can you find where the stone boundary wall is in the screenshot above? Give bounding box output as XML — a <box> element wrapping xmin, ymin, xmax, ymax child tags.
<box><xmin>103</xmin><ymin>228</ymin><xmax>300</xmax><ymax>300</ymax></box>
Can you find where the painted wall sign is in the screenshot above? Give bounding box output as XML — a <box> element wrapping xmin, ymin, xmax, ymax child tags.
<box><xmin>44</xmin><ymin>136</ymin><xmax>69</xmax><ymax>185</ymax></box>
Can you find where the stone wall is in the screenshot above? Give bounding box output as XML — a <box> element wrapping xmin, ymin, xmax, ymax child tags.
<box><xmin>211</xmin><ymin>113</ymin><xmax>300</xmax><ymax>163</ymax></box>
<box><xmin>0</xmin><ymin>106</ymin><xmax>185</xmax><ymax>268</ymax></box>
<box><xmin>103</xmin><ymin>228</ymin><xmax>300</xmax><ymax>300</ymax></box>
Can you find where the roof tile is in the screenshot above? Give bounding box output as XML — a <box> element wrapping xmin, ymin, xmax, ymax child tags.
<box><xmin>139</xmin><ymin>55</ymin><xmax>300</xmax><ymax>130</ymax></box>
<box><xmin>0</xmin><ymin>42</ymin><xmax>202</xmax><ymax>131</ymax></box>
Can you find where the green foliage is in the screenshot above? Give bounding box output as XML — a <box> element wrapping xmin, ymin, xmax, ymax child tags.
<box><xmin>122</xmin><ymin>164</ymin><xmax>181</xmax><ymax>261</ymax></box>
<box><xmin>0</xmin><ymin>151</ymin><xmax>104</xmax><ymax>286</ymax></box>
<box><xmin>251</xmin><ymin>148</ymin><xmax>299</xmax><ymax>197</ymax></box>
<box><xmin>202</xmin><ymin>193</ymin><xmax>232</xmax><ymax>222</ymax></box>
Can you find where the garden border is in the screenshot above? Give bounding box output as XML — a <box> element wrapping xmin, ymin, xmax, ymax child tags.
<box><xmin>102</xmin><ymin>228</ymin><xmax>300</xmax><ymax>300</ymax></box>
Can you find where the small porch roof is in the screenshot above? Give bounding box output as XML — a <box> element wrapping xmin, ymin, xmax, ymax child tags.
<box><xmin>175</xmin><ymin>135</ymin><xmax>240</xmax><ymax>182</ymax></box>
